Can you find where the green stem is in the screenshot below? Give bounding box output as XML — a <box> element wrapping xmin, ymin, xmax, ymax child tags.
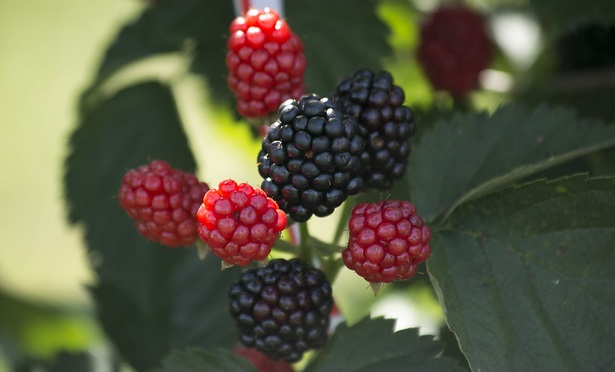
<box><xmin>298</xmin><ymin>222</ymin><xmax>313</xmax><ymax>266</ymax></box>
<box><xmin>332</xmin><ymin>197</ymin><xmax>355</xmax><ymax>246</ymax></box>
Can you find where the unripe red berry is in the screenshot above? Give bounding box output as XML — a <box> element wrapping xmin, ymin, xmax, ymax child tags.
<box><xmin>226</xmin><ymin>7</ymin><xmax>306</xmax><ymax>118</ymax></box>
<box><xmin>417</xmin><ymin>4</ymin><xmax>493</xmax><ymax>97</ymax></box>
<box><xmin>118</xmin><ymin>160</ymin><xmax>209</xmax><ymax>247</ymax></box>
<box><xmin>196</xmin><ymin>179</ymin><xmax>287</xmax><ymax>266</ymax></box>
<box><xmin>342</xmin><ymin>200</ymin><xmax>431</xmax><ymax>283</ymax></box>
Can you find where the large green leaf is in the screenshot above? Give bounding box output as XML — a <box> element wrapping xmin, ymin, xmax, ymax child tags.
<box><xmin>305</xmin><ymin>317</ymin><xmax>465</xmax><ymax>372</ymax></box>
<box><xmin>407</xmin><ymin>104</ymin><xmax>615</xmax><ymax>223</ymax></box>
<box><xmin>289</xmin><ymin>0</ymin><xmax>392</xmax><ymax>96</ymax></box>
<box><xmin>89</xmin><ymin>0</ymin><xmax>234</xmax><ymax>104</ymax></box>
<box><xmin>91</xmin><ymin>254</ymin><xmax>241</xmax><ymax>371</ymax></box>
<box><xmin>155</xmin><ymin>348</ymin><xmax>257</xmax><ymax>372</ymax></box>
<box><xmin>428</xmin><ymin>175</ymin><xmax>615</xmax><ymax>371</ymax></box>
<box><xmin>64</xmin><ymin>82</ymin><xmax>240</xmax><ymax>370</ymax></box>
<box><xmin>65</xmin><ymin>81</ymin><xmax>196</xmax><ymax>311</ymax></box>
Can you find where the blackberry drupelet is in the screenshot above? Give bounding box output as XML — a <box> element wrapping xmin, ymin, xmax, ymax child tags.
<box><xmin>228</xmin><ymin>259</ymin><xmax>333</xmax><ymax>363</ymax></box>
<box><xmin>258</xmin><ymin>94</ymin><xmax>364</xmax><ymax>222</ymax></box>
<box><xmin>333</xmin><ymin>68</ymin><xmax>416</xmax><ymax>191</ymax></box>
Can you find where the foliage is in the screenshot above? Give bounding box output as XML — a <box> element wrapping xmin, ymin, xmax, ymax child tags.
<box><xmin>52</xmin><ymin>0</ymin><xmax>615</xmax><ymax>371</ymax></box>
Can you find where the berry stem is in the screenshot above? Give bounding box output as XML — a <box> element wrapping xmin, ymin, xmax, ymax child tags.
<box><xmin>298</xmin><ymin>222</ymin><xmax>314</xmax><ymax>266</ymax></box>
<box><xmin>332</xmin><ymin>198</ymin><xmax>355</xmax><ymax>246</ymax></box>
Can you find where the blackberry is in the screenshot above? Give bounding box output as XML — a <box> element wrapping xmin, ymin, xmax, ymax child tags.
<box><xmin>257</xmin><ymin>94</ymin><xmax>364</xmax><ymax>222</ymax></box>
<box><xmin>228</xmin><ymin>259</ymin><xmax>333</xmax><ymax>363</ymax></box>
<box><xmin>333</xmin><ymin>68</ymin><xmax>416</xmax><ymax>191</ymax></box>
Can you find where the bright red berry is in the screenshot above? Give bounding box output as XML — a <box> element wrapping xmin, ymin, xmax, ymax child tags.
<box><xmin>233</xmin><ymin>345</ymin><xmax>294</xmax><ymax>372</ymax></box>
<box><xmin>226</xmin><ymin>7</ymin><xmax>306</xmax><ymax>118</ymax></box>
<box><xmin>342</xmin><ymin>200</ymin><xmax>431</xmax><ymax>283</ymax></box>
<box><xmin>417</xmin><ymin>4</ymin><xmax>493</xmax><ymax>97</ymax></box>
<box><xmin>196</xmin><ymin>179</ymin><xmax>287</xmax><ymax>266</ymax></box>
<box><xmin>118</xmin><ymin>160</ymin><xmax>209</xmax><ymax>248</ymax></box>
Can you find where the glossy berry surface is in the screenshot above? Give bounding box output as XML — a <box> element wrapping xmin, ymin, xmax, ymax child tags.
<box><xmin>234</xmin><ymin>345</ymin><xmax>294</xmax><ymax>372</ymax></box>
<box><xmin>342</xmin><ymin>200</ymin><xmax>431</xmax><ymax>283</ymax></box>
<box><xmin>196</xmin><ymin>179</ymin><xmax>286</xmax><ymax>266</ymax></box>
<box><xmin>333</xmin><ymin>68</ymin><xmax>416</xmax><ymax>191</ymax></box>
<box><xmin>417</xmin><ymin>4</ymin><xmax>493</xmax><ymax>96</ymax></box>
<box><xmin>229</xmin><ymin>259</ymin><xmax>333</xmax><ymax>363</ymax></box>
<box><xmin>227</xmin><ymin>7</ymin><xmax>306</xmax><ymax>118</ymax></box>
<box><xmin>118</xmin><ymin>160</ymin><xmax>209</xmax><ymax>248</ymax></box>
<box><xmin>258</xmin><ymin>94</ymin><xmax>364</xmax><ymax>222</ymax></box>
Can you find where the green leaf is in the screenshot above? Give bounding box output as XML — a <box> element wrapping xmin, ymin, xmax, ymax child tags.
<box><xmin>428</xmin><ymin>175</ymin><xmax>615</xmax><ymax>371</ymax></box>
<box><xmin>305</xmin><ymin>317</ymin><xmax>465</xmax><ymax>372</ymax></box>
<box><xmin>407</xmin><ymin>104</ymin><xmax>615</xmax><ymax>223</ymax></box>
<box><xmin>90</xmin><ymin>0</ymin><xmax>235</xmax><ymax>104</ymax></box>
<box><xmin>95</xmin><ymin>1</ymin><xmax>233</xmax><ymax>78</ymax></box>
<box><xmin>91</xmin><ymin>254</ymin><xmax>241</xmax><ymax>371</ymax></box>
<box><xmin>288</xmin><ymin>0</ymin><xmax>392</xmax><ymax>95</ymax></box>
<box><xmin>155</xmin><ymin>348</ymin><xmax>257</xmax><ymax>372</ymax></box>
<box><xmin>64</xmin><ymin>82</ymin><xmax>240</xmax><ymax>370</ymax></box>
<box><xmin>65</xmin><ymin>81</ymin><xmax>196</xmax><ymax>312</ymax></box>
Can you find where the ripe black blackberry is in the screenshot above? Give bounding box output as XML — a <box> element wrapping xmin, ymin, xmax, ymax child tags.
<box><xmin>228</xmin><ymin>259</ymin><xmax>333</xmax><ymax>363</ymax></box>
<box><xmin>258</xmin><ymin>94</ymin><xmax>364</xmax><ymax>222</ymax></box>
<box><xmin>333</xmin><ymin>68</ymin><xmax>416</xmax><ymax>190</ymax></box>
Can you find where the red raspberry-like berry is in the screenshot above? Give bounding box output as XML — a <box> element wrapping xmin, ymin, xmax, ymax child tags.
<box><xmin>196</xmin><ymin>179</ymin><xmax>287</xmax><ymax>266</ymax></box>
<box><xmin>417</xmin><ymin>4</ymin><xmax>493</xmax><ymax>97</ymax></box>
<box><xmin>234</xmin><ymin>345</ymin><xmax>294</xmax><ymax>372</ymax></box>
<box><xmin>342</xmin><ymin>200</ymin><xmax>431</xmax><ymax>283</ymax></box>
<box><xmin>118</xmin><ymin>160</ymin><xmax>209</xmax><ymax>248</ymax></box>
<box><xmin>226</xmin><ymin>7</ymin><xmax>306</xmax><ymax>118</ymax></box>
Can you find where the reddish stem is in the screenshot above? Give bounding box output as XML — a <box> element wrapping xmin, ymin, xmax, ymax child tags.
<box><xmin>240</xmin><ymin>0</ymin><xmax>251</xmax><ymax>14</ymax></box>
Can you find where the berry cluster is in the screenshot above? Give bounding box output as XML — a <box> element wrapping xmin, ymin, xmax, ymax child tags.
<box><xmin>229</xmin><ymin>259</ymin><xmax>333</xmax><ymax>363</ymax></box>
<box><xmin>258</xmin><ymin>94</ymin><xmax>364</xmax><ymax>222</ymax></box>
<box><xmin>333</xmin><ymin>68</ymin><xmax>417</xmax><ymax>190</ymax></box>
<box><xmin>342</xmin><ymin>200</ymin><xmax>431</xmax><ymax>283</ymax></box>
<box><xmin>118</xmin><ymin>160</ymin><xmax>209</xmax><ymax>248</ymax></box>
<box><xmin>118</xmin><ymin>7</ymin><xmax>435</xmax><ymax>367</ymax></box>
<box><xmin>196</xmin><ymin>179</ymin><xmax>286</xmax><ymax>266</ymax></box>
<box><xmin>227</xmin><ymin>7</ymin><xmax>306</xmax><ymax>118</ymax></box>
<box><xmin>417</xmin><ymin>4</ymin><xmax>493</xmax><ymax>97</ymax></box>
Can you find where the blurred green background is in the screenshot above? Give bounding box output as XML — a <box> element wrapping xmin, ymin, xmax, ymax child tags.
<box><xmin>0</xmin><ymin>0</ymin><xmax>141</xmax><ymax>368</ymax></box>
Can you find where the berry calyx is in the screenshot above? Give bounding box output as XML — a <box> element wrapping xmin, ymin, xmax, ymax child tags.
<box><xmin>342</xmin><ymin>200</ymin><xmax>431</xmax><ymax>283</ymax></box>
<box><xmin>417</xmin><ymin>4</ymin><xmax>493</xmax><ymax>97</ymax></box>
<box><xmin>258</xmin><ymin>94</ymin><xmax>364</xmax><ymax>222</ymax></box>
<box><xmin>229</xmin><ymin>259</ymin><xmax>333</xmax><ymax>362</ymax></box>
<box><xmin>118</xmin><ymin>160</ymin><xmax>209</xmax><ymax>248</ymax></box>
<box><xmin>333</xmin><ymin>68</ymin><xmax>416</xmax><ymax>191</ymax></box>
<box><xmin>196</xmin><ymin>179</ymin><xmax>287</xmax><ymax>266</ymax></box>
<box><xmin>227</xmin><ymin>7</ymin><xmax>306</xmax><ymax>118</ymax></box>
<box><xmin>233</xmin><ymin>345</ymin><xmax>294</xmax><ymax>372</ymax></box>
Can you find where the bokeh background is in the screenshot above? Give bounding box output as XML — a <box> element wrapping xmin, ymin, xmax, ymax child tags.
<box><xmin>0</xmin><ymin>0</ymin><xmax>140</xmax><ymax>369</ymax></box>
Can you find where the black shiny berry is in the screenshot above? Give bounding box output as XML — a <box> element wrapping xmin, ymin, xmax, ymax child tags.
<box><xmin>228</xmin><ymin>259</ymin><xmax>333</xmax><ymax>363</ymax></box>
<box><xmin>258</xmin><ymin>94</ymin><xmax>364</xmax><ymax>222</ymax></box>
<box><xmin>333</xmin><ymin>68</ymin><xmax>416</xmax><ymax>191</ymax></box>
